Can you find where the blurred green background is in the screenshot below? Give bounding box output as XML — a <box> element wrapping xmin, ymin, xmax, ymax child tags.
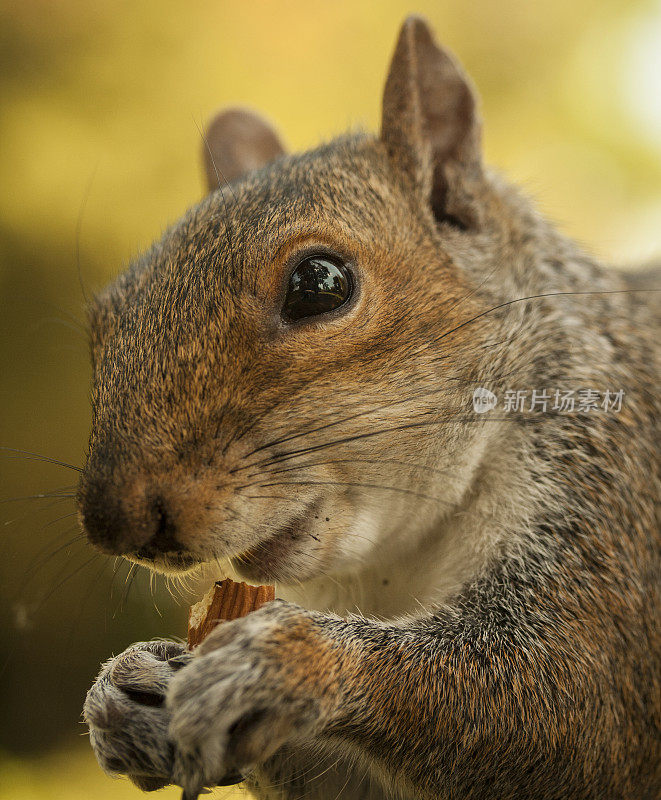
<box><xmin>1</xmin><ymin>0</ymin><xmax>660</xmax><ymax>797</ymax></box>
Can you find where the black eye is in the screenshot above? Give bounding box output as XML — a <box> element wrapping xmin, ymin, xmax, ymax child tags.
<box><xmin>283</xmin><ymin>255</ymin><xmax>353</xmax><ymax>322</ymax></box>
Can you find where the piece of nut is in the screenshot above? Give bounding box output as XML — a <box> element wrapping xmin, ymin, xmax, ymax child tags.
<box><xmin>187</xmin><ymin>578</ymin><xmax>275</xmax><ymax>648</ymax></box>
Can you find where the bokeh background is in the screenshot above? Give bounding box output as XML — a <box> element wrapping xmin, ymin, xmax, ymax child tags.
<box><xmin>1</xmin><ymin>0</ymin><xmax>660</xmax><ymax>797</ymax></box>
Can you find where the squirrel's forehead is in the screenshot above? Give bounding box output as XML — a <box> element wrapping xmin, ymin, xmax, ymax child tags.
<box><xmin>94</xmin><ymin>140</ymin><xmax>393</xmax><ymax>321</ymax></box>
<box><xmin>203</xmin><ymin>139</ymin><xmax>391</xmax><ymax>226</ymax></box>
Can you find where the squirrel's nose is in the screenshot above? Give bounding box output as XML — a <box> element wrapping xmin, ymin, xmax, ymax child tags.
<box><xmin>133</xmin><ymin>498</ymin><xmax>181</xmax><ymax>560</ymax></box>
<box><xmin>79</xmin><ymin>478</ymin><xmax>184</xmax><ymax>558</ymax></box>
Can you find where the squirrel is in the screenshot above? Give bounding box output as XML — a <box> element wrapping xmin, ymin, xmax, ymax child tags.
<box><xmin>80</xmin><ymin>16</ymin><xmax>660</xmax><ymax>800</ymax></box>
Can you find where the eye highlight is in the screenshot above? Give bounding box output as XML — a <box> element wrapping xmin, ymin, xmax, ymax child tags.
<box><xmin>282</xmin><ymin>255</ymin><xmax>353</xmax><ymax>322</ymax></box>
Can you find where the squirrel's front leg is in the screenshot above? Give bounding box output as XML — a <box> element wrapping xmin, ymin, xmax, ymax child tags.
<box><xmin>167</xmin><ymin>600</ymin><xmax>350</xmax><ymax>795</ymax></box>
<box><xmin>169</xmin><ymin>590</ymin><xmax>618</xmax><ymax>800</ymax></box>
<box><xmin>169</xmin><ymin>600</ymin><xmax>442</xmax><ymax>796</ymax></box>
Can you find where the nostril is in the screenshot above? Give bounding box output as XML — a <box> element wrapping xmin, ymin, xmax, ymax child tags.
<box><xmin>80</xmin><ymin>482</ymin><xmax>129</xmax><ymax>555</ymax></box>
<box><xmin>146</xmin><ymin>497</ymin><xmax>181</xmax><ymax>553</ymax></box>
<box><xmin>81</xmin><ymin>475</ymin><xmax>185</xmax><ymax>558</ymax></box>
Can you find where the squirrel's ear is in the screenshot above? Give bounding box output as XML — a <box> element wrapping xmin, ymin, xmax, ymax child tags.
<box><xmin>381</xmin><ymin>17</ymin><xmax>482</xmax><ymax>227</ymax></box>
<box><xmin>202</xmin><ymin>108</ymin><xmax>286</xmax><ymax>192</ymax></box>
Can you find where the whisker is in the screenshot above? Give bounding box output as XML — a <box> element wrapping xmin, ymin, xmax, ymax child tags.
<box><xmin>34</xmin><ymin>553</ymin><xmax>101</xmax><ymax>613</ymax></box>
<box><xmin>75</xmin><ymin>162</ymin><xmax>99</xmax><ymax>309</ymax></box>
<box><xmin>43</xmin><ymin>511</ymin><xmax>79</xmax><ymax>528</ymax></box>
<box><xmin>113</xmin><ymin>563</ymin><xmax>137</xmax><ymax>618</ymax></box>
<box><xmin>233</xmin><ymin>384</ymin><xmax>459</xmax><ymax>465</ymax></box>
<box><xmin>242</xmin><ymin>456</ymin><xmax>457</xmax><ymax>483</ymax></box>
<box><xmin>240</xmin><ymin>479</ymin><xmax>454</xmax><ymax>506</ymax></box>
<box><xmin>124</xmin><ymin>563</ymin><xmax>142</xmax><ymax>608</ymax></box>
<box><xmin>163</xmin><ymin>575</ymin><xmax>179</xmax><ymax>604</ymax></box>
<box><xmin>225</xmin><ymin>368</ymin><xmax>335</xmax><ymax>455</ymax></box>
<box><xmin>421</xmin><ymin>288</ymin><xmax>661</xmax><ymax>356</ymax></box>
<box><xmin>148</xmin><ymin>570</ymin><xmax>163</xmax><ymax>617</ymax></box>
<box><xmin>109</xmin><ymin>557</ymin><xmax>129</xmax><ymax>601</ymax></box>
<box><xmin>0</xmin><ymin>446</ymin><xmax>82</xmax><ymax>472</ymax></box>
<box><xmin>194</xmin><ymin>116</ymin><xmax>238</xmax><ymax>202</ymax></box>
<box><xmin>240</xmin><ymin>493</ymin><xmax>301</xmax><ymax>501</ymax></box>
<box><xmin>37</xmin><ymin>314</ymin><xmax>88</xmax><ymax>341</ymax></box>
<box><xmin>228</xmin><ymin>289</ymin><xmax>656</xmax><ymax>475</ymax></box>
<box><xmin>56</xmin><ymin>556</ymin><xmax>111</xmax><ymax>693</ymax></box>
<box><xmin>0</xmin><ymin>492</ymin><xmax>76</xmax><ymax>505</ymax></box>
<box><xmin>239</xmin><ymin>411</ymin><xmax>528</xmax><ymax>473</ymax></box>
<box><xmin>2</xmin><ymin>494</ymin><xmax>78</xmax><ymax>533</ymax></box>
<box><xmin>230</xmin><ymin>368</ymin><xmax>523</xmax><ymax>475</ymax></box>
<box><xmin>20</xmin><ymin>532</ymin><xmax>86</xmax><ymax>589</ymax></box>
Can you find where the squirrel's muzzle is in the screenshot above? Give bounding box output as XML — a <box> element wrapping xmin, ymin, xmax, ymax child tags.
<box><xmin>77</xmin><ymin>469</ymin><xmax>190</xmax><ymax>563</ymax></box>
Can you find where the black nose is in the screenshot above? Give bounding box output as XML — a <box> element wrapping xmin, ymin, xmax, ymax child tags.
<box><xmin>79</xmin><ymin>477</ymin><xmax>183</xmax><ymax>558</ymax></box>
<box><xmin>133</xmin><ymin>498</ymin><xmax>181</xmax><ymax>560</ymax></box>
<box><xmin>79</xmin><ymin>479</ymin><xmax>130</xmax><ymax>553</ymax></box>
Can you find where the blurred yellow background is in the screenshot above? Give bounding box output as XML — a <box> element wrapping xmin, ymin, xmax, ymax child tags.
<box><xmin>1</xmin><ymin>0</ymin><xmax>659</xmax><ymax>797</ymax></box>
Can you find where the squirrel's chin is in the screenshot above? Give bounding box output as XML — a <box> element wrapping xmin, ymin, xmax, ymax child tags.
<box><xmin>125</xmin><ymin>551</ymin><xmax>202</xmax><ymax>576</ymax></box>
<box><xmin>229</xmin><ymin>495</ymin><xmax>327</xmax><ymax>584</ymax></box>
<box><xmin>233</xmin><ymin>534</ymin><xmax>320</xmax><ymax>585</ymax></box>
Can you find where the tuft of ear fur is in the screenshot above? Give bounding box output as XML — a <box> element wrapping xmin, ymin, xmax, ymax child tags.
<box><xmin>202</xmin><ymin>108</ymin><xmax>286</xmax><ymax>192</ymax></box>
<box><xmin>381</xmin><ymin>16</ymin><xmax>482</xmax><ymax>227</ymax></box>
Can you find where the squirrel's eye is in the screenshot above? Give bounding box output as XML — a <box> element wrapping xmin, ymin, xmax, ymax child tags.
<box><xmin>283</xmin><ymin>255</ymin><xmax>353</xmax><ymax>322</ymax></box>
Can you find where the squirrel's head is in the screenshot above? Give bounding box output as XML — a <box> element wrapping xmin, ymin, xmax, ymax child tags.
<box><xmin>78</xmin><ymin>17</ymin><xmax>519</xmax><ymax>582</ymax></box>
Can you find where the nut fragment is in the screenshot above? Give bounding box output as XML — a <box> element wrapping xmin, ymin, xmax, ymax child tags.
<box><xmin>187</xmin><ymin>578</ymin><xmax>275</xmax><ymax>648</ymax></box>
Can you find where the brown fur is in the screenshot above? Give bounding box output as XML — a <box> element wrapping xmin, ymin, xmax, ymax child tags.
<box><xmin>81</xmin><ymin>16</ymin><xmax>659</xmax><ymax>799</ymax></box>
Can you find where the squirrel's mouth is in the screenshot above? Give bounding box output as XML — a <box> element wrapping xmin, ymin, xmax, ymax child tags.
<box><xmin>126</xmin><ymin>550</ymin><xmax>201</xmax><ymax>574</ymax></box>
<box><xmin>234</xmin><ymin>497</ymin><xmax>324</xmax><ymax>583</ymax></box>
<box><xmin>121</xmin><ymin>497</ymin><xmax>325</xmax><ymax>580</ymax></box>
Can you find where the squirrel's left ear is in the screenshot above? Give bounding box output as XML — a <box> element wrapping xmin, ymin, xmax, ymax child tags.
<box><xmin>381</xmin><ymin>17</ymin><xmax>482</xmax><ymax>228</ymax></box>
<box><xmin>201</xmin><ymin>108</ymin><xmax>286</xmax><ymax>192</ymax></box>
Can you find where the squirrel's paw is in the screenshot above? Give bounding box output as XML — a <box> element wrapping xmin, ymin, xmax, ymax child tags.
<box><xmin>83</xmin><ymin>639</ymin><xmax>191</xmax><ymax>791</ymax></box>
<box><xmin>168</xmin><ymin>600</ymin><xmax>342</xmax><ymax>795</ymax></box>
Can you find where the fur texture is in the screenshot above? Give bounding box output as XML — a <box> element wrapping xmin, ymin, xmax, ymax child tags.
<box><xmin>81</xmin><ymin>16</ymin><xmax>660</xmax><ymax>799</ymax></box>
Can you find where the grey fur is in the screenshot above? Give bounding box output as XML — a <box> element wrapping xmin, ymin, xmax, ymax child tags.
<box><xmin>81</xmin><ymin>17</ymin><xmax>660</xmax><ymax>800</ymax></box>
